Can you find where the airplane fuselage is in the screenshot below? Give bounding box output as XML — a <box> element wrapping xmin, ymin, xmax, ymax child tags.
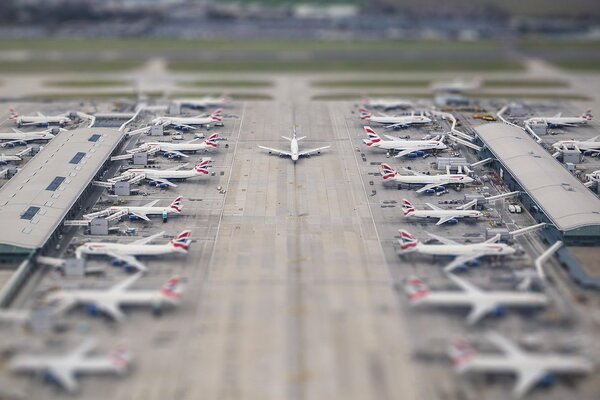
<box><xmin>371</xmin><ymin>139</ymin><xmax>445</xmax><ymax>152</ymax></box>
<box><xmin>129</xmin><ymin>168</ymin><xmax>202</xmax><ymax>180</ymax></box>
<box><xmin>406</xmin><ymin>209</ymin><xmax>482</xmax><ymax>221</ymax></box>
<box><xmin>366</xmin><ymin>115</ymin><xmax>431</xmax><ymax>126</ymax></box>
<box><xmin>78</xmin><ymin>243</ymin><xmax>185</xmax><ymax>257</ymax></box>
<box><xmin>390</xmin><ymin>174</ymin><xmax>474</xmax><ymax>186</ymax></box>
<box><xmin>526</xmin><ymin>117</ymin><xmax>589</xmax><ymax>127</ymax></box>
<box><xmin>422</xmin><ymin>291</ymin><xmax>547</xmax><ymax>307</ymax></box>
<box><xmin>290</xmin><ymin>137</ymin><xmax>299</xmax><ymax>161</ymax></box>
<box><xmin>409</xmin><ymin>242</ymin><xmax>516</xmax><ymax>257</ymax></box>
<box><xmin>146</xmin><ymin>142</ymin><xmax>212</xmax><ymax>153</ymax></box>
<box><xmin>154</xmin><ymin>116</ymin><xmax>214</xmax><ymax>126</ymax></box>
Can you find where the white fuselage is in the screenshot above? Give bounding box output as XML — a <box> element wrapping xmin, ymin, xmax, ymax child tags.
<box><xmin>56</xmin><ymin>289</ymin><xmax>174</xmax><ymax>307</ymax></box>
<box><xmin>14</xmin><ymin>115</ymin><xmax>69</xmax><ymax>127</ymax></box>
<box><xmin>0</xmin><ymin>131</ymin><xmax>55</xmax><ymax>142</ymax></box>
<box><xmin>290</xmin><ymin>137</ymin><xmax>299</xmax><ymax>161</ymax></box>
<box><xmin>372</xmin><ymin>138</ymin><xmax>445</xmax><ymax>152</ymax></box>
<box><xmin>553</xmin><ymin>140</ymin><xmax>600</xmax><ymax>152</ymax></box>
<box><xmin>526</xmin><ymin>117</ymin><xmax>589</xmax><ymax>127</ymax></box>
<box><xmin>421</xmin><ymin>291</ymin><xmax>547</xmax><ymax>308</ymax></box>
<box><xmin>463</xmin><ymin>356</ymin><xmax>593</xmax><ymax>377</ymax></box>
<box><xmin>406</xmin><ymin>209</ymin><xmax>481</xmax><ymax>221</ymax></box>
<box><xmin>77</xmin><ymin>242</ymin><xmax>184</xmax><ymax>258</ymax></box>
<box><xmin>154</xmin><ymin>116</ymin><xmax>214</xmax><ymax>126</ymax></box>
<box><xmin>390</xmin><ymin>173</ymin><xmax>474</xmax><ymax>186</ymax></box>
<box><xmin>129</xmin><ymin>167</ymin><xmax>201</xmax><ymax>180</ymax></box>
<box><xmin>85</xmin><ymin>205</ymin><xmax>176</xmax><ymax>220</ymax></box>
<box><xmin>366</xmin><ymin>115</ymin><xmax>431</xmax><ymax>126</ymax></box>
<box><xmin>0</xmin><ymin>154</ymin><xmax>22</xmax><ymax>162</ymax></box>
<box><xmin>408</xmin><ymin>242</ymin><xmax>516</xmax><ymax>257</ymax></box>
<box><xmin>145</xmin><ymin>141</ymin><xmax>212</xmax><ymax>153</ymax></box>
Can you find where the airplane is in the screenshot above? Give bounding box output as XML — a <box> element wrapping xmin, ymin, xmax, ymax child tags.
<box><xmin>83</xmin><ymin>196</ymin><xmax>183</xmax><ymax>222</ymax></box>
<box><xmin>0</xmin><ymin>153</ymin><xmax>22</xmax><ymax>164</ymax></box>
<box><xmin>258</xmin><ymin>128</ymin><xmax>331</xmax><ymax>162</ymax></box>
<box><xmin>397</xmin><ymin>229</ymin><xmax>516</xmax><ymax>272</ymax></box>
<box><xmin>525</xmin><ymin>110</ymin><xmax>592</xmax><ymax>128</ymax></box>
<box><xmin>151</xmin><ymin>108</ymin><xmax>223</xmax><ymax>130</ymax></box>
<box><xmin>9</xmin><ymin>108</ymin><xmax>71</xmax><ymax>128</ymax></box>
<box><xmin>380</xmin><ymin>163</ymin><xmax>475</xmax><ymax>194</ymax></box>
<box><xmin>10</xmin><ymin>340</ymin><xmax>131</xmax><ymax>393</ymax></box>
<box><xmin>128</xmin><ymin>133</ymin><xmax>219</xmax><ymax>158</ymax></box>
<box><xmin>360</xmin><ymin>109</ymin><xmax>432</xmax><ymax>129</ymax></box>
<box><xmin>362</xmin><ymin>97</ymin><xmax>414</xmax><ymax>110</ymax></box>
<box><xmin>431</xmin><ymin>78</ymin><xmax>481</xmax><ymax>93</ymax></box>
<box><xmin>108</xmin><ymin>160</ymin><xmax>211</xmax><ymax>188</ymax></box>
<box><xmin>363</xmin><ymin>126</ymin><xmax>446</xmax><ymax>158</ymax></box>
<box><xmin>404</xmin><ymin>274</ymin><xmax>548</xmax><ymax>325</ymax></box>
<box><xmin>449</xmin><ymin>332</ymin><xmax>594</xmax><ymax>398</ymax></box>
<box><xmin>401</xmin><ymin>198</ymin><xmax>482</xmax><ymax>225</ymax></box>
<box><xmin>173</xmin><ymin>94</ymin><xmax>231</xmax><ymax>109</ymax></box>
<box><xmin>0</xmin><ymin>128</ymin><xmax>60</xmax><ymax>147</ymax></box>
<box><xmin>75</xmin><ymin>230</ymin><xmax>192</xmax><ymax>272</ymax></box>
<box><xmin>551</xmin><ymin>136</ymin><xmax>600</xmax><ymax>155</ymax></box>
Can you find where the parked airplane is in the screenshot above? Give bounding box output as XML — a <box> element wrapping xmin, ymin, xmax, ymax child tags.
<box><xmin>525</xmin><ymin>110</ymin><xmax>592</xmax><ymax>128</ymax></box>
<box><xmin>108</xmin><ymin>160</ymin><xmax>210</xmax><ymax>188</ymax></box>
<box><xmin>75</xmin><ymin>230</ymin><xmax>192</xmax><ymax>272</ymax></box>
<box><xmin>380</xmin><ymin>163</ymin><xmax>474</xmax><ymax>194</ymax></box>
<box><xmin>397</xmin><ymin>230</ymin><xmax>516</xmax><ymax>272</ymax></box>
<box><xmin>10</xmin><ymin>340</ymin><xmax>131</xmax><ymax>393</ymax></box>
<box><xmin>9</xmin><ymin>109</ymin><xmax>71</xmax><ymax>128</ymax></box>
<box><xmin>363</xmin><ymin>126</ymin><xmax>446</xmax><ymax>158</ymax></box>
<box><xmin>0</xmin><ymin>128</ymin><xmax>59</xmax><ymax>147</ymax></box>
<box><xmin>151</xmin><ymin>108</ymin><xmax>223</xmax><ymax>130</ymax></box>
<box><xmin>360</xmin><ymin>109</ymin><xmax>432</xmax><ymax>129</ymax></box>
<box><xmin>449</xmin><ymin>332</ymin><xmax>594</xmax><ymax>398</ymax></box>
<box><xmin>173</xmin><ymin>94</ymin><xmax>231</xmax><ymax>109</ymax></box>
<box><xmin>404</xmin><ymin>274</ymin><xmax>547</xmax><ymax>325</ymax></box>
<box><xmin>552</xmin><ymin>136</ymin><xmax>600</xmax><ymax>154</ymax></box>
<box><xmin>431</xmin><ymin>78</ymin><xmax>481</xmax><ymax>93</ymax></box>
<box><xmin>362</xmin><ymin>97</ymin><xmax>413</xmax><ymax>110</ymax></box>
<box><xmin>0</xmin><ymin>154</ymin><xmax>22</xmax><ymax>164</ymax></box>
<box><xmin>258</xmin><ymin>129</ymin><xmax>331</xmax><ymax>162</ymax></box>
<box><xmin>129</xmin><ymin>133</ymin><xmax>219</xmax><ymax>158</ymax></box>
<box><xmin>83</xmin><ymin>196</ymin><xmax>183</xmax><ymax>222</ymax></box>
<box><xmin>402</xmin><ymin>198</ymin><xmax>482</xmax><ymax>225</ymax></box>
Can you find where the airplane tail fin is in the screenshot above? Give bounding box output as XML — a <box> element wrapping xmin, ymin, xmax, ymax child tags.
<box><xmin>169</xmin><ymin>196</ymin><xmax>183</xmax><ymax>213</ymax></box>
<box><xmin>194</xmin><ymin>159</ymin><xmax>211</xmax><ymax>174</ymax></box>
<box><xmin>8</xmin><ymin>108</ymin><xmax>18</xmax><ymax>120</ymax></box>
<box><xmin>363</xmin><ymin>126</ymin><xmax>381</xmax><ymax>146</ymax></box>
<box><xmin>204</xmin><ymin>133</ymin><xmax>219</xmax><ymax>148</ymax></box>
<box><xmin>380</xmin><ymin>163</ymin><xmax>397</xmax><ymax>180</ymax></box>
<box><xmin>581</xmin><ymin>109</ymin><xmax>593</xmax><ymax>120</ymax></box>
<box><xmin>401</xmin><ymin>198</ymin><xmax>416</xmax><ymax>216</ymax></box>
<box><xmin>160</xmin><ymin>275</ymin><xmax>185</xmax><ymax>301</ymax></box>
<box><xmin>398</xmin><ymin>229</ymin><xmax>419</xmax><ymax>251</ymax></box>
<box><xmin>109</xmin><ymin>344</ymin><xmax>132</xmax><ymax>373</ymax></box>
<box><xmin>404</xmin><ymin>276</ymin><xmax>430</xmax><ymax>303</ymax></box>
<box><xmin>360</xmin><ymin>109</ymin><xmax>372</xmax><ymax>120</ymax></box>
<box><xmin>170</xmin><ymin>230</ymin><xmax>192</xmax><ymax>251</ymax></box>
<box><xmin>210</xmin><ymin>108</ymin><xmax>223</xmax><ymax>122</ymax></box>
<box><xmin>448</xmin><ymin>338</ymin><xmax>476</xmax><ymax>371</ymax></box>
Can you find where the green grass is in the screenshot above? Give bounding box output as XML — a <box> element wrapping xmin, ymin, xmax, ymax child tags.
<box><xmin>0</xmin><ymin>38</ymin><xmax>499</xmax><ymax>53</ymax></box>
<box><xmin>23</xmin><ymin>91</ymin><xmax>272</xmax><ymax>101</ymax></box>
<box><xmin>45</xmin><ymin>79</ymin><xmax>129</xmax><ymax>88</ymax></box>
<box><xmin>312</xmin><ymin>79</ymin><xmax>430</xmax><ymax>88</ymax></box>
<box><xmin>483</xmin><ymin>79</ymin><xmax>569</xmax><ymax>88</ymax></box>
<box><xmin>0</xmin><ymin>60</ymin><xmax>142</xmax><ymax>73</ymax></box>
<box><xmin>170</xmin><ymin>59</ymin><xmax>523</xmax><ymax>73</ymax></box>
<box><xmin>520</xmin><ymin>39</ymin><xmax>600</xmax><ymax>51</ymax></box>
<box><xmin>550</xmin><ymin>60</ymin><xmax>600</xmax><ymax>72</ymax></box>
<box><xmin>181</xmin><ymin>80</ymin><xmax>273</xmax><ymax>88</ymax></box>
<box><xmin>312</xmin><ymin>92</ymin><xmax>590</xmax><ymax>101</ymax></box>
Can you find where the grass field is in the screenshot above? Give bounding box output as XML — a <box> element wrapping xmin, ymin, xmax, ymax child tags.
<box><xmin>170</xmin><ymin>59</ymin><xmax>523</xmax><ymax>72</ymax></box>
<box><xmin>520</xmin><ymin>39</ymin><xmax>600</xmax><ymax>51</ymax></box>
<box><xmin>312</xmin><ymin>92</ymin><xmax>590</xmax><ymax>101</ymax></box>
<box><xmin>45</xmin><ymin>79</ymin><xmax>130</xmax><ymax>87</ymax></box>
<box><xmin>181</xmin><ymin>80</ymin><xmax>273</xmax><ymax>88</ymax></box>
<box><xmin>550</xmin><ymin>60</ymin><xmax>600</xmax><ymax>71</ymax></box>
<box><xmin>312</xmin><ymin>78</ymin><xmax>568</xmax><ymax>88</ymax></box>
<box><xmin>0</xmin><ymin>61</ymin><xmax>142</xmax><ymax>73</ymax></box>
<box><xmin>23</xmin><ymin>92</ymin><xmax>273</xmax><ymax>101</ymax></box>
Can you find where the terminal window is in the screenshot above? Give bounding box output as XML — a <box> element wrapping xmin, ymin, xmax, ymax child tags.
<box><xmin>46</xmin><ymin>176</ymin><xmax>66</xmax><ymax>191</ymax></box>
<box><xmin>21</xmin><ymin>206</ymin><xmax>41</xmax><ymax>220</ymax></box>
<box><xmin>88</xmin><ymin>134</ymin><xmax>101</xmax><ymax>142</ymax></box>
<box><xmin>70</xmin><ymin>152</ymin><xmax>86</xmax><ymax>164</ymax></box>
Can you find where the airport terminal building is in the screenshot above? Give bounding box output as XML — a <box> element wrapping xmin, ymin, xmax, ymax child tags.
<box><xmin>475</xmin><ymin>123</ymin><xmax>600</xmax><ymax>246</ymax></box>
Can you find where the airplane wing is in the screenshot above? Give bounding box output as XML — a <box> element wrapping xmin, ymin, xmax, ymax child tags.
<box><xmin>299</xmin><ymin>145</ymin><xmax>331</xmax><ymax>157</ymax></box>
<box><xmin>131</xmin><ymin>231</ymin><xmax>165</xmax><ymax>246</ymax></box>
<box><xmin>176</xmin><ymin>124</ymin><xmax>197</xmax><ymax>130</ymax></box>
<box><xmin>513</xmin><ymin>369</ymin><xmax>545</xmax><ymax>399</ymax></box>
<box><xmin>48</xmin><ymin>366</ymin><xmax>78</xmax><ymax>392</ymax></box>
<box><xmin>36</xmin><ymin>111</ymin><xmax>45</xmax><ymax>118</ymax></box>
<box><xmin>105</xmin><ymin>252</ymin><xmax>147</xmax><ymax>272</ymax></box>
<box><xmin>129</xmin><ymin>211</ymin><xmax>151</xmax><ymax>222</ymax></box>
<box><xmin>110</xmin><ymin>272</ymin><xmax>143</xmax><ymax>292</ymax></box>
<box><xmin>0</xmin><ymin>139</ymin><xmax>29</xmax><ymax>147</ymax></box>
<box><xmin>447</xmin><ymin>273</ymin><xmax>483</xmax><ymax>294</ymax></box>
<box><xmin>95</xmin><ymin>300</ymin><xmax>126</xmax><ymax>322</ymax></box>
<box><xmin>384</xmin><ymin>134</ymin><xmax>404</xmax><ymax>141</ymax></box>
<box><xmin>466</xmin><ymin>303</ymin><xmax>496</xmax><ymax>325</ymax></box>
<box><xmin>385</xmin><ymin>123</ymin><xmax>409</xmax><ymax>129</ymax></box>
<box><xmin>415</xmin><ymin>182</ymin><xmax>447</xmax><ymax>193</ymax></box>
<box><xmin>258</xmin><ymin>145</ymin><xmax>292</xmax><ymax>157</ymax></box>
<box><xmin>149</xmin><ymin>177</ymin><xmax>178</xmax><ymax>187</ymax></box>
<box><xmin>393</xmin><ymin>149</ymin><xmax>417</xmax><ymax>158</ymax></box>
<box><xmin>486</xmin><ymin>332</ymin><xmax>524</xmax><ymax>358</ymax></box>
<box><xmin>435</xmin><ymin>216</ymin><xmax>458</xmax><ymax>226</ymax></box>
<box><xmin>552</xmin><ymin>112</ymin><xmax>562</xmax><ymax>118</ymax></box>
<box><xmin>558</xmin><ymin>122</ymin><xmax>577</xmax><ymax>127</ymax></box>
<box><xmin>142</xmin><ymin>199</ymin><xmax>160</xmax><ymax>208</ymax></box>
<box><xmin>425</xmin><ymin>203</ymin><xmax>442</xmax><ymax>211</ymax></box>
<box><xmin>426</xmin><ymin>232</ymin><xmax>459</xmax><ymax>245</ymax></box>
<box><xmin>444</xmin><ymin>253</ymin><xmax>485</xmax><ymax>273</ymax></box>
<box><xmin>164</xmin><ymin>150</ymin><xmax>189</xmax><ymax>158</ymax></box>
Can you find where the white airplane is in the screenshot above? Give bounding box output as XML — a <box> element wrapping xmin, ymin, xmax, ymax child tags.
<box><xmin>551</xmin><ymin>136</ymin><xmax>600</xmax><ymax>154</ymax></box>
<box><xmin>83</xmin><ymin>196</ymin><xmax>183</xmax><ymax>222</ymax></box>
<box><xmin>9</xmin><ymin>108</ymin><xmax>71</xmax><ymax>128</ymax></box>
<box><xmin>0</xmin><ymin>153</ymin><xmax>22</xmax><ymax>164</ymax></box>
<box><xmin>360</xmin><ymin>108</ymin><xmax>432</xmax><ymax>129</ymax></box>
<box><xmin>108</xmin><ymin>160</ymin><xmax>210</xmax><ymax>188</ymax></box>
<box><xmin>151</xmin><ymin>108</ymin><xmax>223</xmax><ymax>130</ymax></box>
<box><xmin>10</xmin><ymin>340</ymin><xmax>131</xmax><ymax>393</ymax></box>
<box><xmin>397</xmin><ymin>229</ymin><xmax>516</xmax><ymax>272</ymax></box>
<box><xmin>449</xmin><ymin>332</ymin><xmax>594</xmax><ymax>398</ymax></box>
<box><xmin>525</xmin><ymin>110</ymin><xmax>592</xmax><ymax>128</ymax></box>
<box><xmin>75</xmin><ymin>230</ymin><xmax>192</xmax><ymax>272</ymax></box>
<box><xmin>129</xmin><ymin>133</ymin><xmax>219</xmax><ymax>158</ymax></box>
<box><xmin>0</xmin><ymin>128</ymin><xmax>59</xmax><ymax>147</ymax></box>
<box><xmin>258</xmin><ymin>129</ymin><xmax>331</xmax><ymax>162</ymax></box>
<box><xmin>431</xmin><ymin>78</ymin><xmax>481</xmax><ymax>93</ymax></box>
<box><xmin>46</xmin><ymin>272</ymin><xmax>184</xmax><ymax>322</ymax></box>
<box><xmin>380</xmin><ymin>163</ymin><xmax>475</xmax><ymax>194</ymax></box>
<box><xmin>173</xmin><ymin>94</ymin><xmax>231</xmax><ymax>109</ymax></box>
<box><xmin>401</xmin><ymin>198</ymin><xmax>482</xmax><ymax>225</ymax></box>
<box><xmin>363</xmin><ymin>126</ymin><xmax>446</xmax><ymax>158</ymax></box>
<box><xmin>404</xmin><ymin>274</ymin><xmax>548</xmax><ymax>325</ymax></box>
<box><xmin>362</xmin><ymin>97</ymin><xmax>413</xmax><ymax>110</ymax></box>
